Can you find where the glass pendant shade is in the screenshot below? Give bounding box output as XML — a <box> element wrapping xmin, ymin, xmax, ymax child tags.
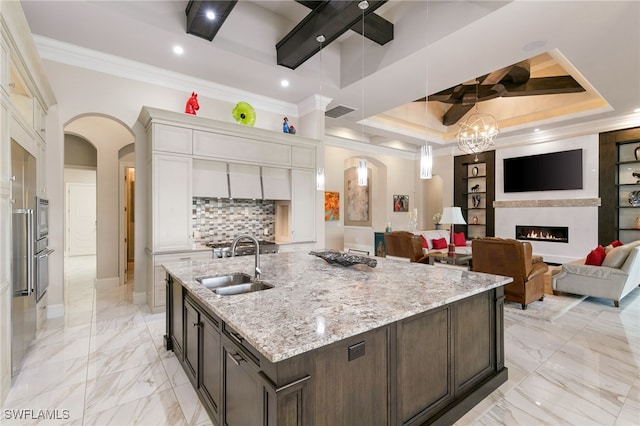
<box><xmin>316</xmin><ymin>168</ymin><xmax>325</xmax><ymax>191</ymax></box>
<box><xmin>357</xmin><ymin>159</ymin><xmax>368</xmax><ymax>186</ymax></box>
<box><xmin>420</xmin><ymin>145</ymin><xmax>433</xmax><ymax>179</ymax></box>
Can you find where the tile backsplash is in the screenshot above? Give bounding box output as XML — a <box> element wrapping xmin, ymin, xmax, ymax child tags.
<box><xmin>192</xmin><ymin>197</ymin><xmax>275</xmax><ymax>244</ymax></box>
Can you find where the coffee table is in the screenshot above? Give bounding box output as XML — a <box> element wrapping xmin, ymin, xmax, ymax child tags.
<box><xmin>428</xmin><ymin>252</ymin><xmax>473</xmax><ymax>269</ymax></box>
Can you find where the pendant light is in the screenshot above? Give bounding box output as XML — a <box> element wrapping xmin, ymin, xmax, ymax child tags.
<box><xmin>316</xmin><ymin>34</ymin><xmax>326</xmax><ymax>191</ymax></box>
<box><xmin>420</xmin><ymin>1</ymin><xmax>432</xmax><ymax>180</ymax></box>
<box><xmin>357</xmin><ymin>1</ymin><xmax>369</xmax><ymax>187</ymax></box>
<box><xmin>357</xmin><ymin>159</ymin><xmax>368</xmax><ymax>186</ymax></box>
<box><xmin>420</xmin><ymin>145</ymin><xmax>432</xmax><ymax>179</ymax></box>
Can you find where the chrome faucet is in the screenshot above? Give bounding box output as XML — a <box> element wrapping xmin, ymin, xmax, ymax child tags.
<box><xmin>231</xmin><ymin>234</ymin><xmax>262</xmax><ymax>279</ymax></box>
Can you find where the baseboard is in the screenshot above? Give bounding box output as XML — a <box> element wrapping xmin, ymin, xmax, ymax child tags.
<box><xmin>134</xmin><ymin>291</ymin><xmax>146</xmax><ymax>305</ymax></box>
<box><xmin>94</xmin><ymin>277</ymin><xmax>120</xmax><ymax>287</ymax></box>
<box><xmin>47</xmin><ymin>303</ymin><xmax>64</xmax><ymax>319</ymax></box>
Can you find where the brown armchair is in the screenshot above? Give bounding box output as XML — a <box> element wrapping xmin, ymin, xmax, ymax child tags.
<box><xmin>384</xmin><ymin>231</ymin><xmax>429</xmax><ymax>263</ymax></box>
<box><xmin>472</xmin><ymin>238</ymin><xmax>548</xmax><ymax>309</ymax></box>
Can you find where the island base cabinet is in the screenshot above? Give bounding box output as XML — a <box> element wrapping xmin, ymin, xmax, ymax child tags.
<box><xmin>167</xmin><ymin>272</ymin><xmax>507</xmax><ymax>426</ymax></box>
<box><xmin>310</xmin><ymin>328</ymin><xmax>389</xmax><ymax>425</ymax></box>
<box><xmin>222</xmin><ymin>337</ymin><xmax>263</xmax><ymax>426</ymax></box>
<box><xmin>182</xmin><ymin>296</ymin><xmax>222</xmax><ymax>424</ymax></box>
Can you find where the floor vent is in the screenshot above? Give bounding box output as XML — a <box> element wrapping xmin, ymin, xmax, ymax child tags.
<box><xmin>325</xmin><ymin>105</ymin><xmax>356</xmax><ymax>118</ymax></box>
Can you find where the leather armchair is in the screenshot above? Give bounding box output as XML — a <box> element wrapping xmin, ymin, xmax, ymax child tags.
<box><xmin>472</xmin><ymin>238</ymin><xmax>548</xmax><ymax>309</ymax></box>
<box><xmin>384</xmin><ymin>231</ymin><xmax>430</xmax><ymax>263</ymax></box>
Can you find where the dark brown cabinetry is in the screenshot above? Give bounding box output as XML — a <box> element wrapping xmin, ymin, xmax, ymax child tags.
<box><xmin>172</xmin><ymin>290</ymin><xmax>223</xmax><ymax>423</ymax></box>
<box><xmin>166</xmin><ymin>273</ymin><xmax>507</xmax><ymax>426</ymax></box>
<box><xmin>222</xmin><ymin>335</ymin><xmax>262</xmax><ymax>426</ymax></box>
<box><xmin>599</xmin><ymin>128</ymin><xmax>640</xmax><ymax>244</ymax></box>
<box><xmin>454</xmin><ymin>151</ymin><xmax>495</xmax><ymax>238</ymax></box>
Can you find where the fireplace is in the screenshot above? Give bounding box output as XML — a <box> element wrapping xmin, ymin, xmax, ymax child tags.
<box><xmin>515</xmin><ymin>225</ymin><xmax>568</xmax><ymax>243</ymax></box>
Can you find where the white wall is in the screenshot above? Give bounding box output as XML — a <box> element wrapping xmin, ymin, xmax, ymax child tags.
<box><xmin>494</xmin><ymin>134</ymin><xmax>599</xmax><ymax>263</ymax></box>
<box><xmin>323</xmin><ymin>141</ymin><xmax>416</xmax><ymax>252</ymax></box>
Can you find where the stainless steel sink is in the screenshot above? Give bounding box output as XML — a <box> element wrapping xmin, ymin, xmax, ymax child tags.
<box><xmin>196</xmin><ymin>273</ymin><xmax>273</xmax><ymax>295</ymax></box>
<box><xmin>213</xmin><ymin>282</ymin><xmax>273</xmax><ymax>296</ymax></box>
<box><xmin>197</xmin><ymin>273</ymin><xmax>252</xmax><ymax>289</ymax></box>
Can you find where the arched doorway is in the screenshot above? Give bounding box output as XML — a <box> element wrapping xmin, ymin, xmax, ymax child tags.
<box><xmin>64</xmin><ymin>115</ymin><xmax>134</xmax><ymax>288</ymax></box>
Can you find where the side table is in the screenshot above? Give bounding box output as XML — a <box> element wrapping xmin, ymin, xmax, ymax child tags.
<box><xmin>428</xmin><ymin>252</ymin><xmax>473</xmax><ymax>269</ymax></box>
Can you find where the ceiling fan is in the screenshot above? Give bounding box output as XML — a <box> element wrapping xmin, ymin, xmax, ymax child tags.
<box><xmin>420</xmin><ymin>60</ymin><xmax>586</xmax><ymax>126</ymax></box>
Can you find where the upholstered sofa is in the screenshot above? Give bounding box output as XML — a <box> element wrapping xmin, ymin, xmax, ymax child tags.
<box><xmin>472</xmin><ymin>237</ymin><xmax>548</xmax><ymax>309</ymax></box>
<box><xmin>414</xmin><ymin>229</ymin><xmax>472</xmax><ymax>255</ymax></box>
<box><xmin>552</xmin><ymin>241</ymin><xmax>640</xmax><ymax>307</ymax></box>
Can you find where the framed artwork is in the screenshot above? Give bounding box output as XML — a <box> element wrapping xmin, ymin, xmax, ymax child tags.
<box><xmin>393</xmin><ymin>195</ymin><xmax>409</xmax><ymax>212</ymax></box>
<box><xmin>324</xmin><ymin>191</ymin><xmax>340</xmax><ymax>221</ymax></box>
<box><xmin>344</xmin><ymin>167</ymin><xmax>371</xmax><ymax>227</ymax></box>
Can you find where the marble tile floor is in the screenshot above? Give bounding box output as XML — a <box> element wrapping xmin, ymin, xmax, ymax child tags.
<box><xmin>2</xmin><ymin>255</ymin><xmax>639</xmax><ymax>425</ymax></box>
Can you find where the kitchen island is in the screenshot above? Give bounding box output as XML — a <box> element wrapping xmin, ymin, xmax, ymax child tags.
<box><xmin>163</xmin><ymin>251</ymin><xmax>512</xmax><ymax>425</ymax></box>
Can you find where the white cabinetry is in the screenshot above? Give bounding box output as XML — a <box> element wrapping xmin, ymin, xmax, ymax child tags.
<box><xmin>152</xmin><ymin>123</ymin><xmax>192</xmax><ymax>154</ymax></box>
<box><xmin>36</xmin><ymin>139</ymin><xmax>45</xmax><ymax>196</ymax></box>
<box><xmin>193</xmin><ymin>159</ymin><xmax>228</xmax><ymax>198</ymax></box>
<box><xmin>261</xmin><ymin>167</ymin><xmax>291</xmax><ymax>200</ymax></box>
<box><xmin>193</xmin><ymin>130</ymin><xmax>291</xmax><ymax>166</ymax></box>
<box><xmin>147</xmin><ymin>250</ymin><xmax>211</xmax><ymax>313</ymax></box>
<box><xmin>0</xmin><ymin>35</ymin><xmax>9</xmax><ymax>95</ymax></box>
<box><xmin>151</xmin><ymin>154</ymin><xmax>192</xmax><ymax>252</ymax></box>
<box><xmin>291</xmin><ymin>169</ymin><xmax>315</xmax><ymax>242</ymax></box>
<box><xmin>228</xmin><ymin>163</ymin><xmax>261</xmax><ymax>199</ymax></box>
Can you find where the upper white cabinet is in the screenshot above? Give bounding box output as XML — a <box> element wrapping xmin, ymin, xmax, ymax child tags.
<box><xmin>292</xmin><ymin>146</ymin><xmax>315</xmax><ymax>169</ymax></box>
<box><xmin>152</xmin><ymin>123</ymin><xmax>192</xmax><ymax>154</ymax></box>
<box><xmin>193</xmin><ymin>159</ymin><xmax>229</xmax><ymax>198</ymax></box>
<box><xmin>291</xmin><ymin>169</ymin><xmax>315</xmax><ymax>242</ymax></box>
<box><xmin>0</xmin><ymin>34</ymin><xmax>9</xmax><ymax>96</ymax></box>
<box><xmin>261</xmin><ymin>167</ymin><xmax>291</xmax><ymax>200</ymax></box>
<box><xmin>152</xmin><ymin>154</ymin><xmax>192</xmax><ymax>252</ymax></box>
<box><xmin>193</xmin><ymin>130</ymin><xmax>292</xmax><ymax>166</ymax></box>
<box><xmin>228</xmin><ymin>163</ymin><xmax>261</xmax><ymax>199</ymax></box>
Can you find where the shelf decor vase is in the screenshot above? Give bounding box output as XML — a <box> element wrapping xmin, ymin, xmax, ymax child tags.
<box><xmin>636</xmin><ymin>216</ymin><xmax>640</xmax><ymax>229</ymax></box>
<box><xmin>635</xmin><ymin>146</ymin><xmax>640</xmax><ymax>161</ymax></box>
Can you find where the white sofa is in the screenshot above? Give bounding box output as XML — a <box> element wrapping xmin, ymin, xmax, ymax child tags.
<box><xmin>414</xmin><ymin>229</ymin><xmax>472</xmax><ymax>256</ymax></box>
<box><xmin>552</xmin><ymin>241</ymin><xmax>640</xmax><ymax>307</ymax></box>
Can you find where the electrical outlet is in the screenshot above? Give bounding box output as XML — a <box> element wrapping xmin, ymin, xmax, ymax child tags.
<box><xmin>348</xmin><ymin>341</ymin><xmax>365</xmax><ymax>361</ymax></box>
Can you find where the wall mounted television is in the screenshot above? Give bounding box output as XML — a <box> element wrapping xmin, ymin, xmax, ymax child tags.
<box><xmin>503</xmin><ymin>149</ymin><xmax>583</xmax><ymax>192</ymax></box>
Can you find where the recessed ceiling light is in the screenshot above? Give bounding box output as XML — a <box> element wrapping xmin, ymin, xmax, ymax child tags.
<box><xmin>534</xmin><ymin>128</ymin><xmax>540</xmax><ymax>132</ymax></box>
<box><xmin>173</xmin><ymin>45</ymin><xmax>184</xmax><ymax>55</ymax></box>
<box><xmin>634</xmin><ymin>108</ymin><xmax>640</xmax><ymax>113</ymax></box>
<box><xmin>206</xmin><ymin>10</ymin><xmax>215</xmax><ymax>20</ymax></box>
<box><xmin>280</xmin><ymin>79</ymin><xmax>290</xmax><ymax>88</ymax></box>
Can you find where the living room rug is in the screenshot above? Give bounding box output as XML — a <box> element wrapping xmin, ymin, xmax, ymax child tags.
<box><xmin>504</xmin><ymin>293</ymin><xmax>587</xmax><ymax>322</ymax></box>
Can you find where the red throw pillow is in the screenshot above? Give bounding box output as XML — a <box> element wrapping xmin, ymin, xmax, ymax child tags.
<box><xmin>585</xmin><ymin>245</ymin><xmax>606</xmax><ymax>266</ymax></box>
<box><xmin>419</xmin><ymin>234</ymin><xmax>428</xmax><ymax>249</ymax></box>
<box><xmin>453</xmin><ymin>232</ymin><xmax>466</xmax><ymax>247</ymax></box>
<box><xmin>432</xmin><ymin>238</ymin><xmax>447</xmax><ymax>250</ymax></box>
<box><xmin>610</xmin><ymin>240</ymin><xmax>623</xmax><ymax>248</ymax></box>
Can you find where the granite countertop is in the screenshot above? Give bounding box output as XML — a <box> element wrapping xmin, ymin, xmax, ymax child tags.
<box><xmin>162</xmin><ymin>252</ymin><xmax>512</xmax><ymax>363</ymax></box>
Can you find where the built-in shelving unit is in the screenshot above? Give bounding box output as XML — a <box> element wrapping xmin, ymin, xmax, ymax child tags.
<box><xmin>599</xmin><ymin>127</ymin><xmax>640</xmax><ymax>244</ymax></box>
<box><xmin>454</xmin><ymin>151</ymin><xmax>495</xmax><ymax>239</ymax></box>
<box><xmin>616</xmin><ymin>142</ymin><xmax>640</xmax><ymax>241</ymax></box>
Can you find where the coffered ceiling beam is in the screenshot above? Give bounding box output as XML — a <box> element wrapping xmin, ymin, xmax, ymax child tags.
<box><xmin>277</xmin><ymin>0</ymin><xmax>389</xmax><ymax>70</ymax></box>
<box><xmin>186</xmin><ymin>1</ymin><xmax>237</xmax><ymax>41</ymax></box>
<box><xmin>296</xmin><ymin>1</ymin><xmax>393</xmax><ymax>46</ymax></box>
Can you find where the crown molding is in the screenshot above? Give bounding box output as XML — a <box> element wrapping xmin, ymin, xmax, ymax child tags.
<box><xmin>324</xmin><ymin>134</ymin><xmax>415</xmax><ymax>160</ymax></box>
<box><xmin>33</xmin><ymin>35</ymin><xmax>299</xmax><ymax>117</ymax></box>
<box><xmin>298</xmin><ymin>95</ymin><xmax>333</xmax><ymax>117</ymax></box>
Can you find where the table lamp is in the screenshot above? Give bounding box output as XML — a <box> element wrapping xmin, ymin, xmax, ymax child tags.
<box><xmin>440</xmin><ymin>206</ymin><xmax>466</xmax><ymax>256</ymax></box>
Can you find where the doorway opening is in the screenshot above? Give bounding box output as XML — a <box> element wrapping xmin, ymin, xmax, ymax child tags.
<box><xmin>123</xmin><ymin>166</ymin><xmax>135</xmax><ymax>283</ymax></box>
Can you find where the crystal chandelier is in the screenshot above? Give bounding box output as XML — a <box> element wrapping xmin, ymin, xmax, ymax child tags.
<box><xmin>456</xmin><ymin>83</ymin><xmax>499</xmax><ymax>161</ymax></box>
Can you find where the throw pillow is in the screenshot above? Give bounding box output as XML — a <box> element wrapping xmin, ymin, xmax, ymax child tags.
<box><xmin>584</xmin><ymin>245</ymin><xmax>606</xmax><ymax>266</ymax></box>
<box><xmin>610</xmin><ymin>240</ymin><xmax>623</xmax><ymax>248</ymax></box>
<box><xmin>419</xmin><ymin>234</ymin><xmax>428</xmax><ymax>249</ymax></box>
<box><xmin>432</xmin><ymin>238</ymin><xmax>447</xmax><ymax>250</ymax></box>
<box><xmin>601</xmin><ymin>244</ymin><xmax>632</xmax><ymax>268</ymax></box>
<box><xmin>453</xmin><ymin>232</ymin><xmax>466</xmax><ymax>247</ymax></box>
